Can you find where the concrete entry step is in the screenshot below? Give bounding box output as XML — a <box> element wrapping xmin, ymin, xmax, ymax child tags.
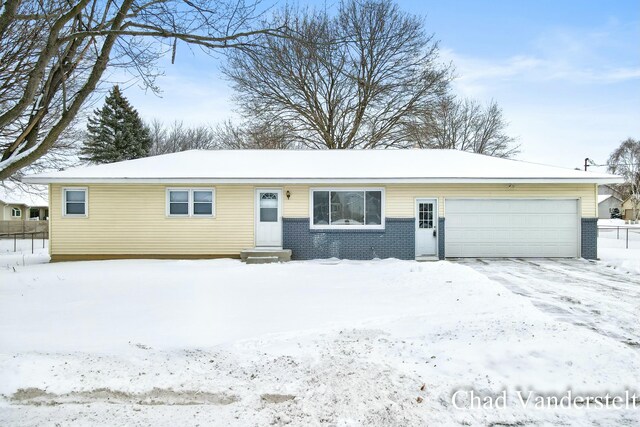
<box><xmin>416</xmin><ymin>256</ymin><xmax>439</xmax><ymax>262</ymax></box>
<box><xmin>245</xmin><ymin>256</ymin><xmax>281</xmax><ymax>264</ymax></box>
<box><xmin>241</xmin><ymin>248</ymin><xmax>292</xmax><ymax>263</ymax></box>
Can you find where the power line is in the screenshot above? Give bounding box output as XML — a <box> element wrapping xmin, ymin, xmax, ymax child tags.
<box><xmin>584</xmin><ymin>157</ymin><xmax>640</xmax><ymax>171</ymax></box>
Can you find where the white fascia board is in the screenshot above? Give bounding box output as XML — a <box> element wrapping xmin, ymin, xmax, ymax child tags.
<box><xmin>22</xmin><ymin>176</ymin><xmax>624</xmax><ymax>185</ymax></box>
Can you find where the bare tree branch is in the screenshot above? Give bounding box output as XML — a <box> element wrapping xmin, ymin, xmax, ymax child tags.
<box><xmin>406</xmin><ymin>96</ymin><xmax>520</xmax><ymax>158</ymax></box>
<box><xmin>224</xmin><ymin>0</ymin><xmax>451</xmax><ymax>150</ymax></box>
<box><xmin>608</xmin><ymin>138</ymin><xmax>640</xmax><ymax>220</ymax></box>
<box><xmin>0</xmin><ymin>0</ymin><xmax>284</xmax><ymax>180</ymax></box>
<box><xmin>212</xmin><ymin>119</ymin><xmax>299</xmax><ymax>149</ymax></box>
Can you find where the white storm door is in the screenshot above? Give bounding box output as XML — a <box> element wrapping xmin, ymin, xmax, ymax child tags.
<box><xmin>415</xmin><ymin>199</ymin><xmax>438</xmax><ymax>257</ymax></box>
<box><xmin>255</xmin><ymin>189</ymin><xmax>282</xmax><ymax>247</ymax></box>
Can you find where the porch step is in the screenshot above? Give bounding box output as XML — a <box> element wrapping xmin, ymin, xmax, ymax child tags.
<box><xmin>241</xmin><ymin>248</ymin><xmax>292</xmax><ymax>263</ymax></box>
<box><xmin>245</xmin><ymin>256</ymin><xmax>281</xmax><ymax>264</ymax></box>
<box><xmin>416</xmin><ymin>256</ymin><xmax>439</xmax><ymax>262</ymax></box>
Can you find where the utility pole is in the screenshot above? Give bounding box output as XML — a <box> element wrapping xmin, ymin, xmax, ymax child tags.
<box><xmin>584</xmin><ymin>158</ymin><xmax>598</xmax><ymax>171</ymax></box>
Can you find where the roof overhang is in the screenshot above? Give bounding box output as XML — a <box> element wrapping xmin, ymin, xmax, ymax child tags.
<box><xmin>23</xmin><ymin>177</ymin><xmax>625</xmax><ymax>185</ymax></box>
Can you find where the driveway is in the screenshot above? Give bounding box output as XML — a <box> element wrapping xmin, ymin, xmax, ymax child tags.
<box><xmin>458</xmin><ymin>258</ymin><xmax>640</xmax><ymax>349</ymax></box>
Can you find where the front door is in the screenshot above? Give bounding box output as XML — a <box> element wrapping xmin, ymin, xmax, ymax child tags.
<box><xmin>255</xmin><ymin>189</ymin><xmax>282</xmax><ymax>247</ymax></box>
<box><xmin>415</xmin><ymin>198</ymin><xmax>438</xmax><ymax>257</ymax></box>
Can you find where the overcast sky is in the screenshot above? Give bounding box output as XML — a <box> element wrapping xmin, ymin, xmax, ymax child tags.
<box><xmin>120</xmin><ymin>0</ymin><xmax>640</xmax><ymax>170</ymax></box>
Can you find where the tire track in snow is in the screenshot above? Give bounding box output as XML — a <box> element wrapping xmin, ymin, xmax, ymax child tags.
<box><xmin>458</xmin><ymin>259</ymin><xmax>640</xmax><ymax>350</ymax></box>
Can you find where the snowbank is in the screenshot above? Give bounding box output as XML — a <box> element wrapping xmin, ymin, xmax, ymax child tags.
<box><xmin>598</xmin><ymin>218</ymin><xmax>640</xmax><ymax>227</ymax></box>
<box><xmin>599</xmin><ymin>239</ymin><xmax>640</xmax><ymax>274</ymax></box>
<box><xmin>0</xmin><ymin>239</ymin><xmax>49</xmax><ymax>268</ymax></box>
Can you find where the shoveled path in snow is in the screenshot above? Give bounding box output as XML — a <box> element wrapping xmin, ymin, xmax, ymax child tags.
<box><xmin>457</xmin><ymin>258</ymin><xmax>640</xmax><ymax>349</ymax></box>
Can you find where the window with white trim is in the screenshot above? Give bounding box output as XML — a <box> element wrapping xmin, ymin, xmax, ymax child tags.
<box><xmin>193</xmin><ymin>190</ymin><xmax>213</xmax><ymax>216</ymax></box>
<box><xmin>11</xmin><ymin>207</ymin><xmax>21</xmax><ymax>218</ymax></box>
<box><xmin>311</xmin><ymin>189</ymin><xmax>383</xmax><ymax>228</ymax></box>
<box><xmin>168</xmin><ymin>190</ymin><xmax>189</xmax><ymax>215</ymax></box>
<box><xmin>63</xmin><ymin>188</ymin><xmax>87</xmax><ymax>217</ymax></box>
<box><xmin>167</xmin><ymin>189</ymin><xmax>215</xmax><ymax>217</ymax></box>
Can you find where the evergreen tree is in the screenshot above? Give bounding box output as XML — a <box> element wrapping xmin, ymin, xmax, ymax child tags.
<box><xmin>80</xmin><ymin>86</ymin><xmax>152</xmax><ymax>163</ymax></box>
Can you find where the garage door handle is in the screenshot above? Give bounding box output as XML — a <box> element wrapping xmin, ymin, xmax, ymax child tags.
<box><xmin>433</xmin><ymin>230</ymin><xmax>437</xmax><ymax>237</ymax></box>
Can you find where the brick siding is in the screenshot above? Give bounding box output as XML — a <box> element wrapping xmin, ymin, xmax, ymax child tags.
<box><xmin>282</xmin><ymin>218</ymin><xmax>414</xmax><ymax>260</ymax></box>
<box><xmin>581</xmin><ymin>217</ymin><xmax>598</xmax><ymax>259</ymax></box>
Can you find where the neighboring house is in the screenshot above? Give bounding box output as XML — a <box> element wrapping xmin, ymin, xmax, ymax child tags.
<box><xmin>0</xmin><ymin>185</ymin><xmax>49</xmax><ymax>221</ymax></box>
<box><xmin>600</xmin><ymin>184</ymin><xmax>639</xmax><ymax>221</ymax></box>
<box><xmin>23</xmin><ymin>149</ymin><xmax>621</xmax><ymax>262</ymax></box>
<box><xmin>597</xmin><ymin>184</ymin><xmax>625</xmax><ymax>198</ymax></box>
<box><xmin>0</xmin><ymin>201</ymin><xmax>25</xmax><ymax>221</ymax></box>
<box><xmin>597</xmin><ymin>194</ymin><xmax>623</xmax><ymax>219</ymax></box>
<box><xmin>622</xmin><ymin>197</ymin><xmax>639</xmax><ymax>221</ymax></box>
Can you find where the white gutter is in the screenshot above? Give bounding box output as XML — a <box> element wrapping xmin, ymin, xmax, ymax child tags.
<box><xmin>23</xmin><ymin>176</ymin><xmax>624</xmax><ymax>185</ymax></box>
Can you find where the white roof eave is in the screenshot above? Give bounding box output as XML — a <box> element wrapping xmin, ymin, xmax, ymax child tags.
<box><xmin>22</xmin><ymin>176</ymin><xmax>624</xmax><ymax>185</ymax></box>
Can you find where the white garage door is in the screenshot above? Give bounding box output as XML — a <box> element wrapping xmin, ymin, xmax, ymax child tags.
<box><xmin>445</xmin><ymin>199</ymin><xmax>579</xmax><ymax>258</ymax></box>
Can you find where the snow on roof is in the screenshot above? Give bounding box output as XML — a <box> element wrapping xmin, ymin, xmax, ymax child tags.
<box><xmin>0</xmin><ymin>184</ymin><xmax>48</xmax><ymax>206</ymax></box>
<box><xmin>598</xmin><ymin>195</ymin><xmax>611</xmax><ymax>204</ymax></box>
<box><xmin>23</xmin><ymin>149</ymin><xmax>622</xmax><ymax>184</ymax></box>
<box><xmin>598</xmin><ymin>194</ymin><xmax>623</xmax><ymax>204</ymax></box>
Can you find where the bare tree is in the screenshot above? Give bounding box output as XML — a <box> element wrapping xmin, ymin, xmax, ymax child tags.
<box><xmin>212</xmin><ymin>120</ymin><xmax>298</xmax><ymax>149</ymax></box>
<box><xmin>0</xmin><ymin>0</ymin><xmax>284</xmax><ymax>180</ymax></box>
<box><xmin>224</xmin><ymin>0</ymin><xmax>451</xmax><ymax>150</ymax></box>
<box><xmin>149</xmin><ymin>120</ymin><xmax>218</xmax><ymax>155</ymax></box>
<box><xmin>407</xmin><ymin>96</ymin><xmax>519</xmax><ymax>158</ymax></box>
<box><xmin>608</xmin><ymin>138</ymin><xmax>640</xmax><ymax>220</ymax></box>
<box><xmin>147</xmin><ymin>118</ymin><xmax>298</xmax><ymax>154</ymax></box>
<box><xmin>2</xmin><ymin>121</ymin><xmax>82</xmax><ymax>186</ymax></box>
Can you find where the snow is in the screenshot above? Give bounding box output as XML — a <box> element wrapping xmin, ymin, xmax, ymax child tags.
<box><xmin>23</xmin><ymin>149</ymin><xmax>621</xmax><ymax>184</ymax></box>
<box><xmin>598</xmin><ymin>226</ymin><xmax>640</xmax><ymax>274</ymax></box>
<box><xmin>599</xmin><ymin>218</ymin><xmax>640</xmax><ymax>227</ymax></box>
<box><xmin>598</xmin><ymin>194</ymin><xmax>612</xmax><ymax>204</ymax></box>
<box><xmin>1</xmin><ymin>246</ymin><xmax>639</xmax><ymax>425</ymax></box>
<box><xmin>460</xmin><ymin>257</ymin><xmax>640</xmax><ymax>350</ymax></box>
<box><xmin>0</xmin><ymin>238</ymin><xmax>49</xmax><ymax>268</ymax></box>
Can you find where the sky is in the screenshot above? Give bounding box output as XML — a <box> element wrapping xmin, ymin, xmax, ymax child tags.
<box><xmin>121</xmin><ymin>0</ymin><xmax>640</xmax><ymax>171</ymax></box>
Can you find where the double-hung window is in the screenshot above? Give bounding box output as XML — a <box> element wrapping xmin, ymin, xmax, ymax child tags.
<box><xmin>311</xmin><ymin>189</ymin><xmax>384</xmax><ymax>229</ymax></box>
<box><xmin>193</xmin><ymin>190</ymin><xmax>214</xmax><ymax>215</ymax></box>
<box><xmin>168</xmin><ymin>190</ymin><xmax>189</xmax><ymax>215</ymax></box>
<box><xmin>167</xmin><ymin>189</ymin><xmax>215</xmax><ymax>217</ymax></box>
<box><xmin>63</xmin><ymin>188</ymin><xmax>88</xmax><ymax>217</ymax></box>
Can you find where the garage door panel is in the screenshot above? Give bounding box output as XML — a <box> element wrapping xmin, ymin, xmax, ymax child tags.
<box><xmin>446</xmin><ymin>199</ymin><xmax>578</xmax><ymax>214</ymax></box>
<box><xmin>447</xmin><ymin>242</ymin><xmax>577</xmax><ymax>258</ymax></box>
<box><xmin>449</xmin><ymin>229</ymin><xmax>576</xmax><ymax>243</ymax></box>
<box><xmin>445</xmin><ymin>199</ymin><xmax>579</xmax><ymax>258</ymax></box>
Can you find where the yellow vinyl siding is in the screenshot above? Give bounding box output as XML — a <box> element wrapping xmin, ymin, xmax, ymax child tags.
<box><xmin>50</xmin><ymin>184</ymin><xmax>254</xmax><ymax>255</ymax></box>
<box><xmin>283</xmin><ymin>185</ymin><xmax>314</xmax><ymax>217</ymax></box>
<box><xmin>283</xmin><ymin>183</ymin><xmax>597</xmax><ymax>218</ymax></box>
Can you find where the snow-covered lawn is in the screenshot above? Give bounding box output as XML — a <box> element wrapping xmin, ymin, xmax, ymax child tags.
<box><xmin>1</xmin><ymin>244</ymin><xmax>639</xmax><ymax>426</ymax></box>
<box><xmin>0</xmin><ymin>239</ymin><xmax>49</xmax><ymax>268</ymax></box>
<box><xmin>598</xmin><ymin>226</ymin><xmax>640</xmax><ymax>274</ymax></box>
